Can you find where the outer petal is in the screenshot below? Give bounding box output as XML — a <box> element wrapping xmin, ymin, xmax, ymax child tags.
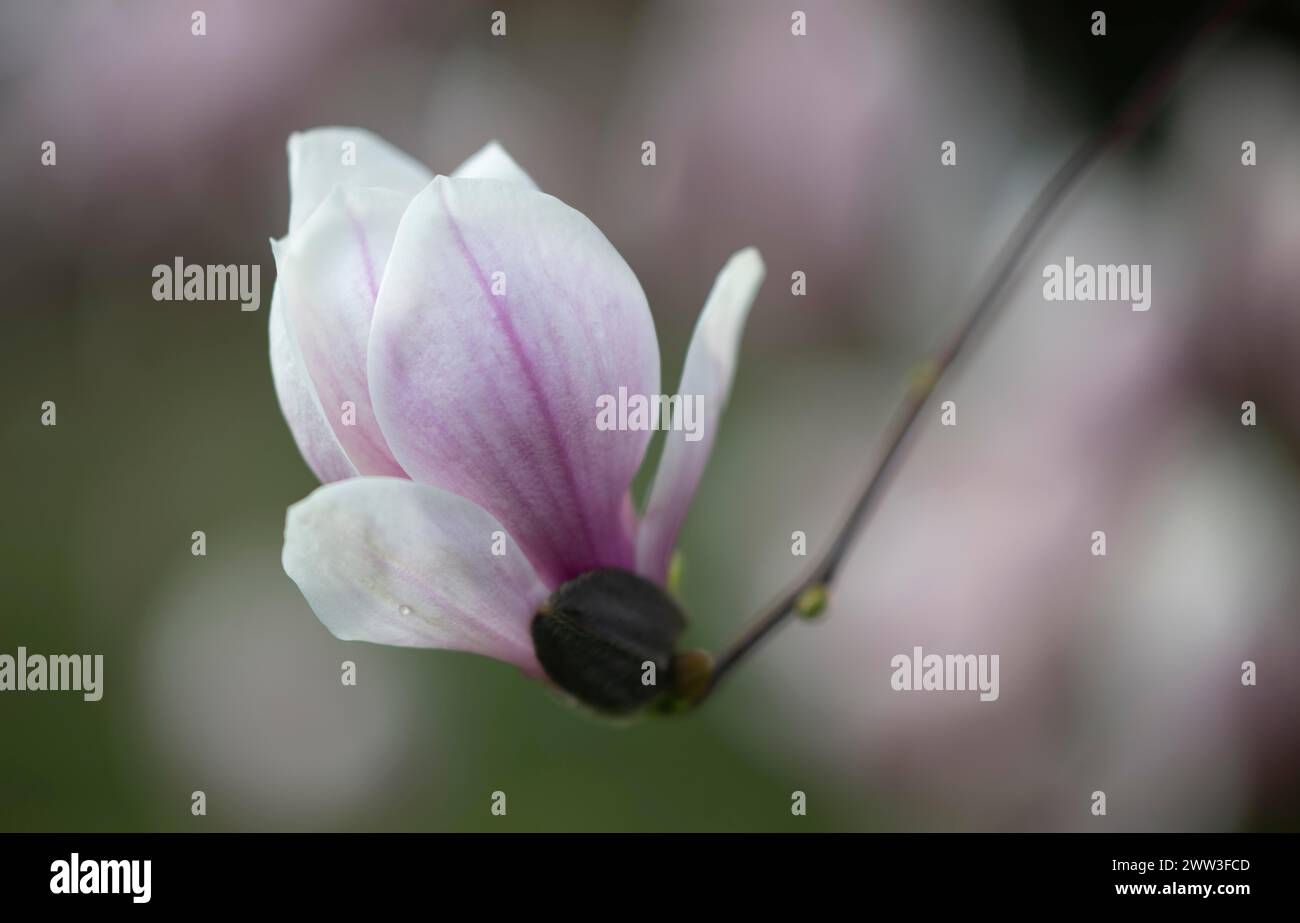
<box><xmin>287</xmin><ymin>127</ymin><xmax>433</xmax><ymax>233</ymax></box>
<box><xmin>451</xmin><ymin>141</ymin><xmax>538</xmax><ymax>188</ymax></box>
<box><xmin>636</xmin><ymin>248</ymin><xmax>765</xmax><ymax>581</ymax></box>
<box><xmin>283</xmin><ymin>477</ymin><xmax>548</xmax><ymax>674</ymax></box>
<box><xmin>368</xmin><ymin>177</ymin><xmax>660</xmax><ymax>586</ymax></box>
<box><xmin>274</xmin><ymin>186</ymin><xmax>410</xmax><ymax>477</ymax></box>
<box><xmin>268</xmin><ymin>284</ymin><xmax>357</xmax><ymax>483</ymax></box>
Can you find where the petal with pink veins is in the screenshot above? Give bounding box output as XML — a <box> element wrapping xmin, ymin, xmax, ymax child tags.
<box><xmin>282</xmin><ymin>477</ymin><xmax>548</xmax><ymax>675</ymax></box>
<box><xmin>270</xmin><ymin>137</ymin><xmax>534</xmax><ymax>482</ymax></box>
<box><xmin>274</xmin><ymin>186</ymin><xmax>411</xmax><ymax>477</ymax></box>
<box><xmin>368</xmin><ymin>176</ymin><xmax>660</xmax><ymax>586</ymax></box>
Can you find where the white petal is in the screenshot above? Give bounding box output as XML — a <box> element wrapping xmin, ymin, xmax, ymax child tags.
<box><xmin>287</xmin><ymin>127</ymin><xmax>433</xmax><ymax>233</ymax></box>
<box><xmin>268</xmin><ymin>284</ymin><xmax>357</xmax><ymax>483</ymax></box>
<box><xmin>637</xmin><ymin>247</ymin><xmax>765</xmax><ymax>581</ymax></box>
<box><xmin>451</xmin><ymin>141</ymin><xmax>538</xmax><ymax>188</ymax></box>
<box><xmin>275</xmin><ymin>185</ymin><xmax>410</xmax><ymax>477</ymax></box>
<box><xmin>283</xmin><ymin>477</ymin><xmax>548</xmax><ymax>674</ymax></box>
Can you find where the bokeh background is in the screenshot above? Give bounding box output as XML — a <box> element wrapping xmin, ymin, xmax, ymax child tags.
<box><xmin>2</xmin><ymin>0</ymin><xmax>1298</xmax><ymax>831</ymax></box>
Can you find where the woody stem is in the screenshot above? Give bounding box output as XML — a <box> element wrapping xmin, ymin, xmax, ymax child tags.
<box><xmin>697</xmin><ymin>0</ymin><xmax>1249</xmax><ymax>705</ymax></box>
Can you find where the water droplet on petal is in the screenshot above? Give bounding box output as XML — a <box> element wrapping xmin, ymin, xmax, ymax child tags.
<box><xmin>398</xmin><ymin>605</ymin><xmax>411</xmax><ymax>617</ymax></box>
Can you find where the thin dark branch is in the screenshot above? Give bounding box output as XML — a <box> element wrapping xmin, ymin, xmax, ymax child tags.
<box><xmin>701</xmin><ymin>0</ymin><xmax>1250</xmax><ymax>701</ymax></box>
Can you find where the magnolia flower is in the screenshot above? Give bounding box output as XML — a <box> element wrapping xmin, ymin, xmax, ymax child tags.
<box><xmin>271</xmin><ymin>128</ymin><xmax>764</xmax><ymax>713</ymax></box>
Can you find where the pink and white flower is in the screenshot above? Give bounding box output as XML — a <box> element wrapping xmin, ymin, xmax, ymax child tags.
<box><xmin>270</xmin><ymin>127</ymin><xmax>763</xmax><ymax>711</ymax></box>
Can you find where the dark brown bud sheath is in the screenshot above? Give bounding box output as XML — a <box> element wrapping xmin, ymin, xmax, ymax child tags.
<box><xmin>531</xmin><ymin>568</ymin><xmax>687</xmax><ymax>715</ymax></box>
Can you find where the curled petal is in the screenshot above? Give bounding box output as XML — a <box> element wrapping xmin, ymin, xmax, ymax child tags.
<box><xmin>637</xmin><ymin>248</ymin><xmax>765</xmax><ymax>582</ymax></box>
<box><xmin>274</xmin><ymin>186</ymin><xmax>410</xmax><ymax>477</ymax></box>
<box><xmin>283</xmin><ymin>477</ymin><xmax>548</xmax><ymax>674</ymax></box>
<box><xmin>287</xmin><ymin>127</ymin><xmax>432</xmax><ymax>234</ymax></box>
<box><xmin>368</xmin><ymin>177</ymin><xmax>660</xmax><ymax>585</ymax></box>
<box><xmin>268</xmin><ymin>285</ymin><xmax>357</xmax><ymax>483</ymax></box>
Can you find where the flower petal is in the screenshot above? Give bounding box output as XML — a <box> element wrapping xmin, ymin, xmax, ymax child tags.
<box><xmin>636</xmin><ymin>248</ymin><xmax>765</xmax><ymax>581</ymax></box>
<box><xmin>268</xmin><ymin>284</ymin><xmax>358</xmax><ymax>483</ymax></box>
<box><xmin>282</xmin><ymin>477</ymin><xmax>548</xmax><ymax>674</ymax></box>
<box><xmin>287</xmin><ymin>127</ymin><xmax>433</xmax><ymax>233</ymax></box>
<box><xmin>451</xmin><ymin>141</ymin><xmax>538</xmax><ymax>188</ymax></box>
<box><xmin>275</xmin><ymin>185</ymin><xmax>410</xmax><ymax>477</ymax></box>
<box><xmin>368</xmin><ymin>177</ymin><xmax>660</xmax><ymax>585</ymax></box>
